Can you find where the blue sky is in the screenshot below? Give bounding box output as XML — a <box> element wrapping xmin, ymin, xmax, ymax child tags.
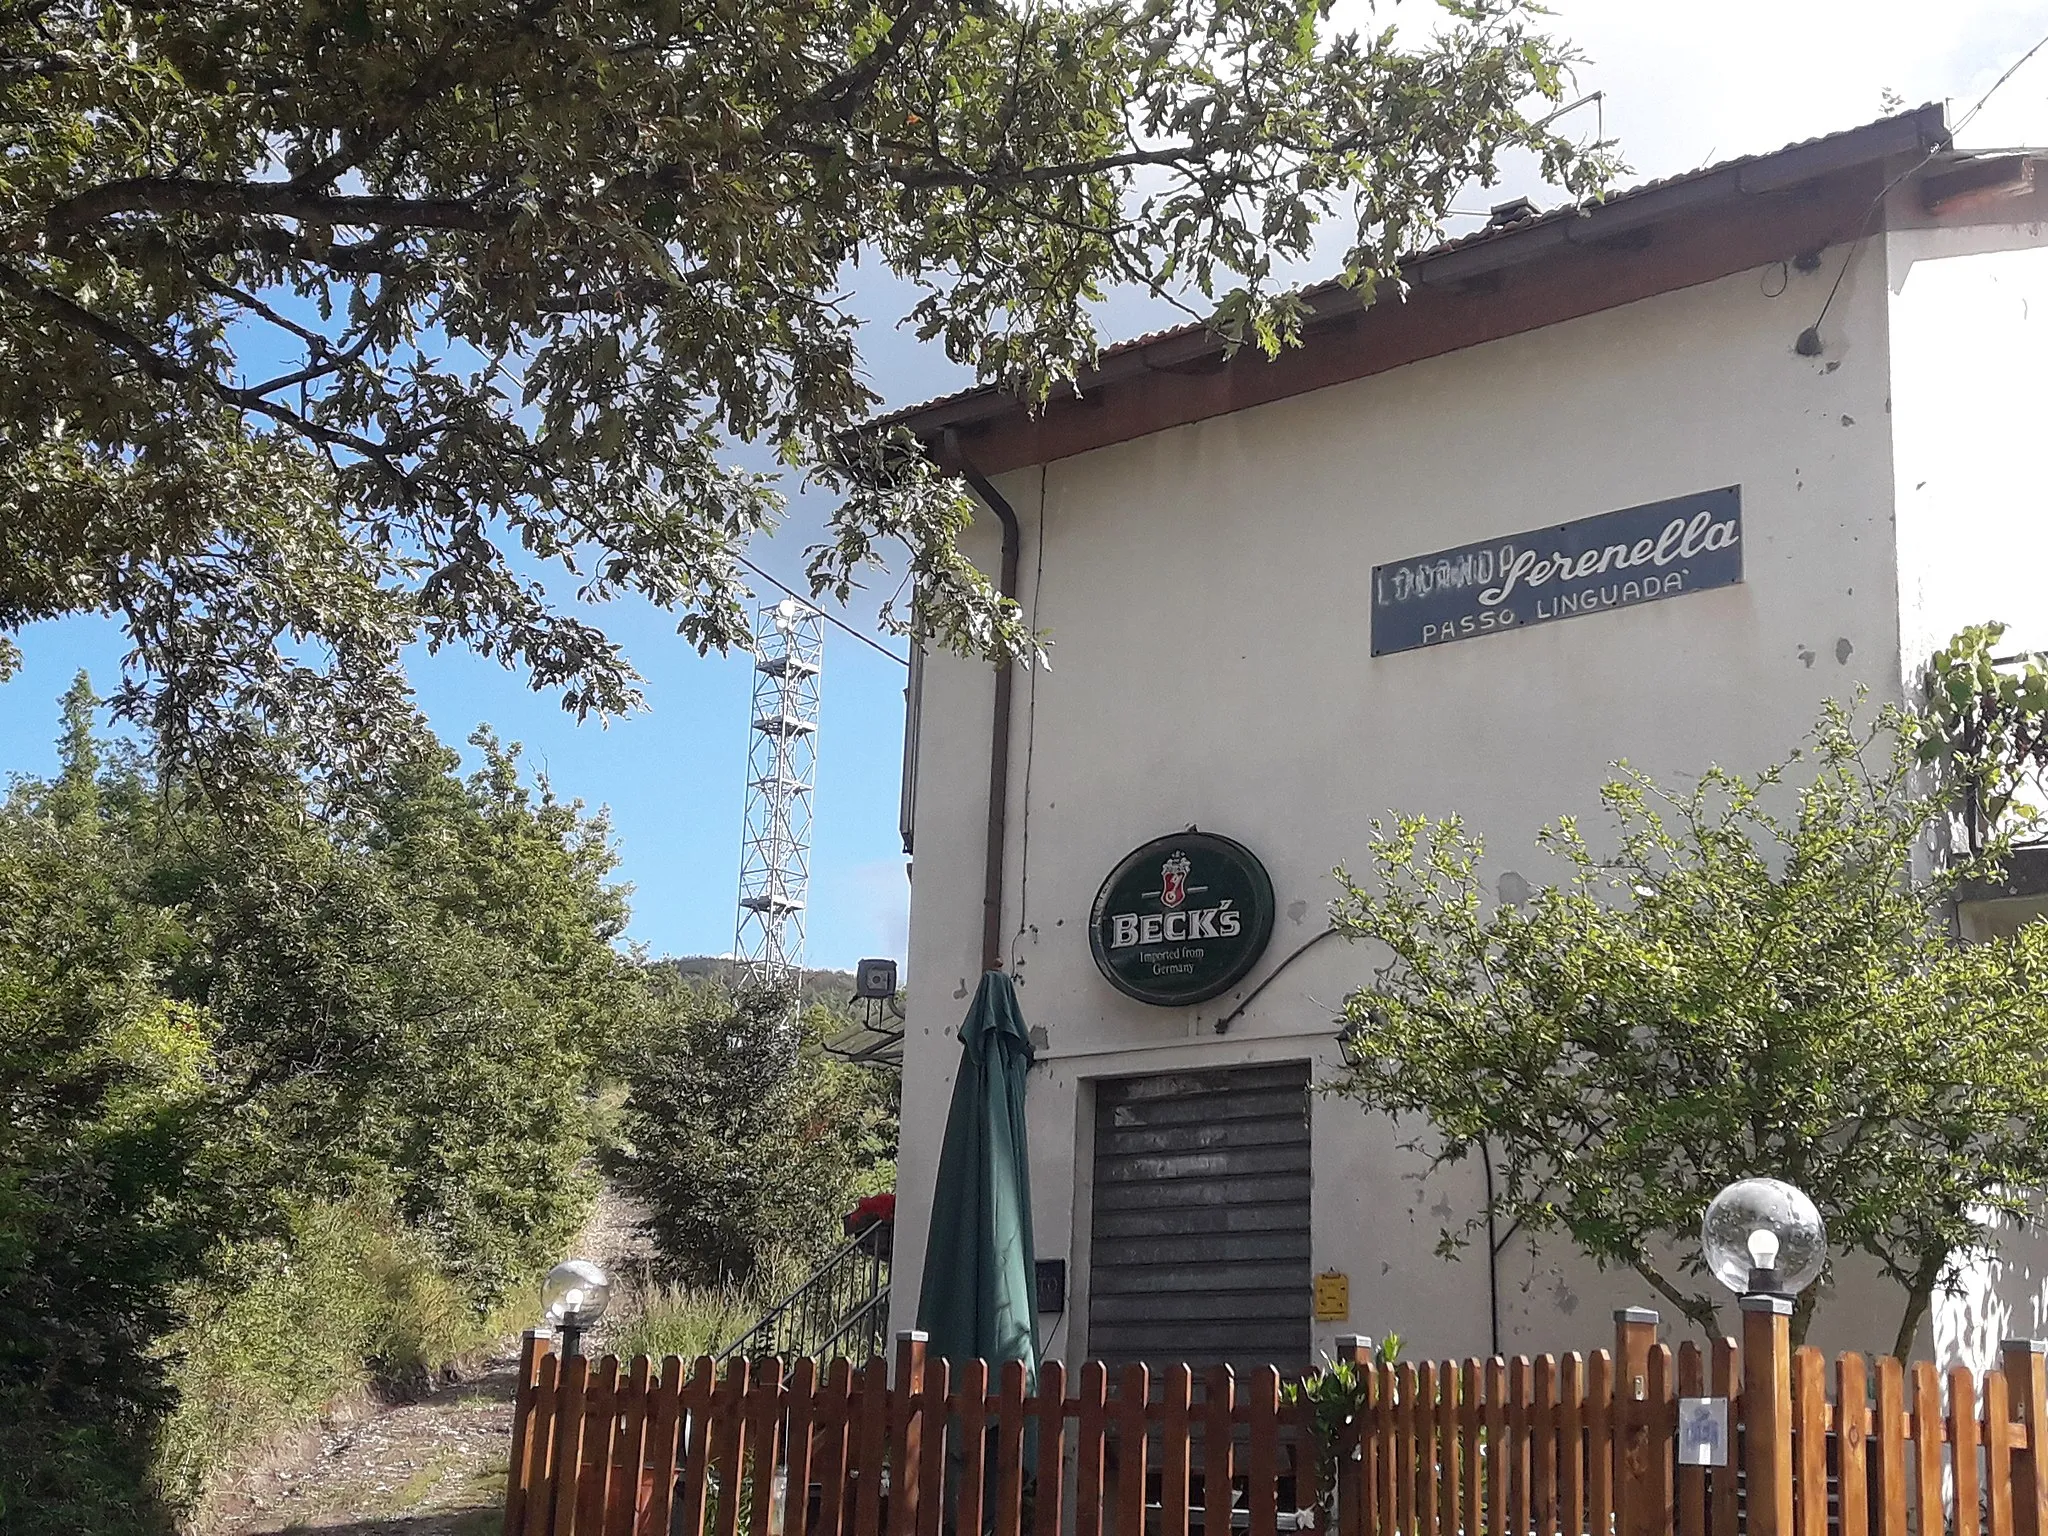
<box><xmin>0</xmin><ymin>283</ymin><xmax>971</xmax><ymax>972</ymax></box>
<box><xmin>2</xmin><ymin>1</ymin><xmax>2041</xmax><ymax>971</ymax></box>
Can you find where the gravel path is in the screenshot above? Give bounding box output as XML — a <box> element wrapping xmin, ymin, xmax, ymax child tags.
<box><xmin>198</xmin><ymin>1187</ymin><xmax>658</xmax><ymax>1535</ymax></box>
<box><xmin>201</xmin><ymin>1354</ymin><xmax>521</xmax><ymax>1536</ymax></box>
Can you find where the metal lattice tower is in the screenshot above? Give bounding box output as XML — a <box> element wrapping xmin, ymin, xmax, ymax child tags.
<box><xmin>734</xmin><ymin>598</ymin><xmax>823</xmax><ymax>991</ymax></box>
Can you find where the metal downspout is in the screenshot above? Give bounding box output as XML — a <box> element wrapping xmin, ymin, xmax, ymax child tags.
<box><xmin>939</xmin><ymin>428</ymin><xmax>1022</xmax><ymax>975</ymax></box>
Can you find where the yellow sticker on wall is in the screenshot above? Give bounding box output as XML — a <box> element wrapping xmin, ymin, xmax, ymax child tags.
<box><xmin>1313</xmin><ymin>1271</ymin><xmax>1350</xmax><ymax>1323</ymax></box>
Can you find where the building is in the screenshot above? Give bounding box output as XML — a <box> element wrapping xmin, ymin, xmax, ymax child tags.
<box><xmin>883</xmin><ymin>105</ymin><xmax>2048</xmax><ymax>1372</ymax></box>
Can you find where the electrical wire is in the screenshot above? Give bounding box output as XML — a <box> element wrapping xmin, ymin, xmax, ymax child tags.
<box><xmin>1804</xmin><ymin>27</ymin><xmax>2048</xmax><ymax>350</ymax></box>
<box><xmin>1953</xmin><ymin>29</ymin><xmax>2048</xmax><ymax>139</ymax></box>
<box><xmin>732</xmin><ymin>552</ymin><xmax>909</xmax><ymax>666</ymax></box>
<box><xmin>1212</xmin><ymin>925</ymin><xmax>1344</xmax><ymax>1034</ymax></box>
<box><xmin>1531</xmin><ymin>90</ymin><xmax>1604</xmax><ymax>138</ymax></box>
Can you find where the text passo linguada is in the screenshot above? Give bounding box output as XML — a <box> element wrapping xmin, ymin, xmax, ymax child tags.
<box><xmin>1369</xmin><ymin>486</ymin><xmax>1743</xmax><ymax>656</ymax></box>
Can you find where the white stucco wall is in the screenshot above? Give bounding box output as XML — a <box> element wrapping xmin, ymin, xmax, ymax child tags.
<box><xmin>1884</xmin><ymin>218</ymin><xmax>2048</xmax><ymax>1366</ymax></box>
<box><xmin>893</xmin><ymin>219</ymin><xmax>2048</xmax><ymax>1372</ymax></box>
<box><xmin>1889</xmin><ymin>222</ymin><xmax>2048</xmax><ymax>673</ymax></box>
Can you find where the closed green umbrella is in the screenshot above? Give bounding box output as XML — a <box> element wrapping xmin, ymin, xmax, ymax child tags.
<box><xmin>915</xmin><ymin>970</ymin><xmax>1040</xmax><ymax>1374</ymax></box>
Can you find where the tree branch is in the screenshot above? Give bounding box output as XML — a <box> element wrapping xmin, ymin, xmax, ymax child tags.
<box><xmin>530</xmin><ymin>276</ymin><xmax>696</xmax><ymax>314</ymax></box>
<box><xmin>180</xmin><ymin>224</ymin><xmax>417</xmax><ymax>276</ymax></box>
<box><xmin>0</xmin><ymin>50</ymin><xmax>79</xmax><ymax>82</ymax></box>
<box><xmin>45</xmin><ymin>179</ymin><xmax>507</xmax><ymax>236</ymax></box>
<box><xmin>787</xmin><ymin>0</ymin><xmax>950</xmax><ymax>126</ymax></box>
<box><xmin>1631</xmin><ymin>1258</ymin><xmax>1720</xmax><ymax>1336</ymax></box>
<box><xmin>198</xmin><ymin>274</ymin><xmax>335</xmax><ymax>355</ymax></box>
<box><xmin>239</xmin><ymin>324</ymin><xmax>382</xmax><ymax>400</ymax></box>
<box><xmin>0</xmin><ymin>259</ymin><xmax>413</xmax><ymax>479</ymax></box>
<box><xmin>0</xmin><ymin>260</ymin><xmax>185</xmax><ymax>387</ymax></box>
<box><xmin>280</xmin><ymin>1</ymin><xmax>569</xmax><ymax>193</ymax></box>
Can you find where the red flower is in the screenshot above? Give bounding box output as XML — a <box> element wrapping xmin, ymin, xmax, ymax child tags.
<box><xmin>845</xmin><ymin>1192</ymin><xmax>897</xmax><ymax>1232</ymax></box>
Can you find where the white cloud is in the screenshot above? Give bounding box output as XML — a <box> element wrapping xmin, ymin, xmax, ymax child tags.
<box><xmin>1535</xmin><ymin>0</ymin><xmax>2048</xmax><ymax>172</ymax></box>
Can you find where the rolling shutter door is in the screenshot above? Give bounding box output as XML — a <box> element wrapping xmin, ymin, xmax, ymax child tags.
<box><xmin>1087</xmin><ymin>1061</ymin><xmax>1312</xmax><ymax>1372</ymax></box>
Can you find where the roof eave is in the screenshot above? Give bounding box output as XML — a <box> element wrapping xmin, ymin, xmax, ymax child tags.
<box><xmin>885</xmin><ymin>102</ymin><xmax>1953</xmax><ymax>445</ymax></box>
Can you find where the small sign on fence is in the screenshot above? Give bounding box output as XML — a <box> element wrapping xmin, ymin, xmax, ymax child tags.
<box><xmin>1677</xmin><ymin>1394</ymin><xmax>1730</xmax><ymax>1467</ymax></box>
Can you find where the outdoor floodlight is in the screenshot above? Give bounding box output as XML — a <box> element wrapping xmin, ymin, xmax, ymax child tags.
<box><xmin>1701</xmin><ymin>1177</ymin><xmax>1826</xmax><ymax>1298</ymax></box>
<box><xmin>854</xmin><ymin>957</ymin><xmax>899</xmax><ymax>1001</ymax></box>
<box><xmin>542</xmin><ymin>1258</ymin><xmax>611</xmax><ymax>1356</ymax></box>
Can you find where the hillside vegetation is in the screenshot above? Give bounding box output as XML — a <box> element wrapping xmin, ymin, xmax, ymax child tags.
<box><xmin>0</xmin><ymin>677</ymin><xmax>896</xmax><ymax>1532</ymax></box>
<box><xmin>658</xmin><ymin>955</ymin><xmax>863</xmax><ymax>1010</ymax></box>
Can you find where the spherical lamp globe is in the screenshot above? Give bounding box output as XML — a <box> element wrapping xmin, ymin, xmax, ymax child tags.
<box><xmin>541</xmin><ymin>1258</ymin><xmax>612</xmax><ymax>1330</ymax></box>
<box><xmin>1701</xmin><ymin>1178</ymin><xmax>1826</xmax><ymax>1297</ymax></box>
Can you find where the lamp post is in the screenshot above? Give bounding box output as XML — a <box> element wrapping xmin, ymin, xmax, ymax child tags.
<box><xmin>538</xmin><ymin>1259</ymin><xmax>613</xmax><ymax>1536</ymax></box>
<box><xmin>1701</xmin><ymin>1178</ymin><xmax>1826</xmax><ymax>1536</ymax></box>
<box><xmin>541</xmin><ymin>1257</ymin><xmax>612</xmax><ymax>1360</ymax></box>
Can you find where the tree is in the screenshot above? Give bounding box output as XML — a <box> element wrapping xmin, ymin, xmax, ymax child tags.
<box><xmin>0</xmin><ymin>681</ymin><xmax>645</xmax><ymax>1523</ymax></box>
<box><xmin>0</xmin><ymin>687</ymin><xmax>219</xmax><ymax>1534</ymax></box>
<box><xmin>0</xmin><ymin>1</ymin><xmax>1612</xmax><ymax>785</ymax></box>
<box><xmin>152</xmin><ymin>728</ymin><xmax>637</xmax><ymax>1298</ymax></box>
<box><xmin>608</xmin><ymin>974</ymin><xmax>898</xmax><ymax>1290</ymax></box>
<box><xmin>1329</xmin><ymin>702</ymin><xmax>2048</xmax><ymax>1357</ymax></box>
<box><xmin>1917</xmin><ymin>622</ymin><xmax>2048</xmax><ymax>855</ymax></box>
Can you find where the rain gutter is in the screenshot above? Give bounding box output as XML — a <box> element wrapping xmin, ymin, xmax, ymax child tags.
<box><xmin>938</xmin><ymin>426</ymin><xmax>1022</xmax><ymax>976</ymax></box>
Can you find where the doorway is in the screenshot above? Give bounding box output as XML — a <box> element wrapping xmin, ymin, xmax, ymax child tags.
<box><xmin>1085</xmin><ymin>1061</ymin><xmax>1312</xmax><ymax>1372</ymax></box>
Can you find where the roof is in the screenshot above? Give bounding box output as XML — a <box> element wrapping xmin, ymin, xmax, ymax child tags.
<box><xmin>884</xmin><ymin>104</ymin><xmax>1967</xmax><ymax>471</ymax></box>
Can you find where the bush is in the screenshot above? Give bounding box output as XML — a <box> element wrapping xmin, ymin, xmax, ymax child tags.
<box><xmin>607</xmin><ymin>1286</ymin><xmax>761</xmax><ymax>1365</ymax></box>
<box><xmin>0</xmin><ymin>714</ymin><xmax>215</xmax><ymax>1532</ymax></box>
<box><xmin>0</xmin><ymin>1387</ymin><xmax>170</xmax><ymax>1536</ymax></box>
<box><xmin>606</xmin><ymin>980</ymin><xmax>896</xmax><ymax>1290</ymax></box>
<box><xmin>156</xmin><ymin>1193</ymin><xmax>507</xmax><ymax>1505</ymax></box>
<box><xmin>171</xmin><ymin>731</ymin><xmax>622</xmax><ymax>1306</ymax></box>
<box><xmin>604</xmin><ymin>1245</ymin><xmax>815</xmax><ymax>1363</ymax></box>
<box><xmin>0</xmin><ymin>681</ymin><xmax>631</xmax><ymax>1524</ymax></box>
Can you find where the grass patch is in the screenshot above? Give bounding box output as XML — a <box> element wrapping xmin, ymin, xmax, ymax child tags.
<box><xmin>385</xmin><ymin>1450</ymin><xmax>462</xmax><ymax>1512</ymax></box>
<box><xmin>605</xmin><ymin>1283</ymin><xmax>759</xmax><ymax>1363</ymax></box>
<box><xmin>466</xmin><ymin>1463</ymin><xmax>510</xmax><ymax>1506</ymax></box>
<box><xmin>155</xmin><ymin>1193</ymin><xmax>521</xmax><ymax>1511</ymax></box>
<box><xmin>603</xmin><ymin>1246</ymin><xmax>813</xmax><ymax>1364</ymax></box>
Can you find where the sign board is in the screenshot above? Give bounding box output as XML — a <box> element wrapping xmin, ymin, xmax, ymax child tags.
<box><xmin>1371</xmin><ymin>486</ymin><xmax>1743</xmax><ymax>656</ymax></box>
<box><xmin>1678</xmin><ymin>1397</ymin><xmax>1730</xmax><ymax>1467</ymax></box>
<box><xmin>1034</xmin><ymin>1259</ymin><xmax>1067</xmax><ymax>1316</ymax></box>
<box><xmin>1088</xmin><ymin>831</ymin><xmax>1276</xmax><ymax>1007</ymax></box>
<box><xmin>1313</xmin><ymin>1272</ymin><xmax>1351</xmax><ymax>1323</ymax></box>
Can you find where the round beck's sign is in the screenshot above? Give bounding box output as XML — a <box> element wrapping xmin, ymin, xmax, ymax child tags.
<box><xmin>1088</xmin><ymin>831</ymin><xmax>1276</xmax><ymax>1007</ymax></box>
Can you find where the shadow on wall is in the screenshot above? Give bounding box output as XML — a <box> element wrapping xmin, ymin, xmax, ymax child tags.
<box><xmin>1936</xmin><ymin>1217</ymin><xmax>2048</xmax><ymax>1376</ymax></box>
<box><xmin>1481</xmin><ymin>1220</ymin><xmax>2048</xmax><ymax>1371</ymax></box>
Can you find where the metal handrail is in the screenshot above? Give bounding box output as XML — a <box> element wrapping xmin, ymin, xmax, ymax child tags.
<box><xmin>718</xmin><ymin>1218</ymin><xmax>892</xmax><ymax>1364</ymax></box>
<box><xmin>814</xmin><ymin>1286</ymin><xmax>891</xmax><ymax>1365</ymax></box>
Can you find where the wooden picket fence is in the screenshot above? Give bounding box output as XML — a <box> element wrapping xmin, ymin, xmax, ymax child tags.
<box><xmin>501</xmin><ymin>1300</ymin><xmax>2048</xmax><ymax>1536</ymax></box>
<box><xmin>502</xmin><ymin>1333</ymin><xmax>1323</xmax><ymax>1536</ymax></box>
